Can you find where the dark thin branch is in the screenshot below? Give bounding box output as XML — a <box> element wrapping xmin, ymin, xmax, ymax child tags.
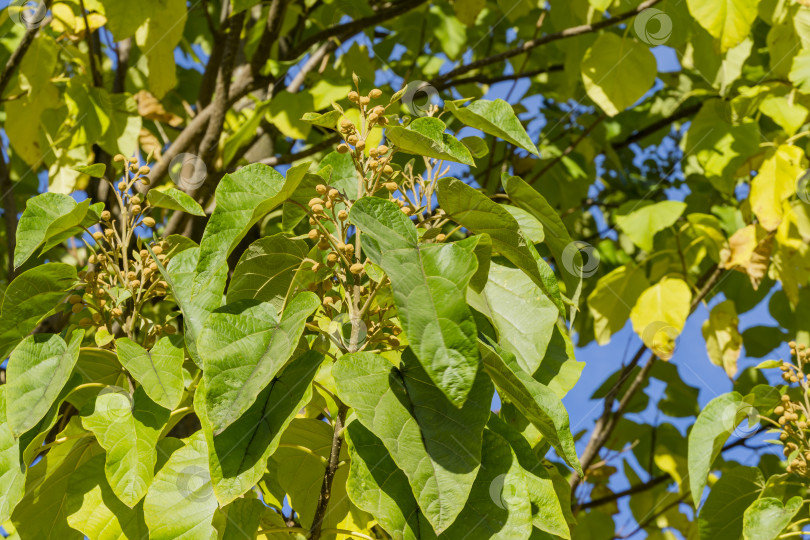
<box><xmin>527</xmin><ymin>114</ymin><xmax>606</xmax><ymax>185</ymax></box>
<box><xmin>579</xmin><ymin>474</ymin><xmax>670</xmax><ymax>510</ymax></box>
<box><xmin>291</xmin><ymin>0</ymin><xmax>429</xmax><ymax>57</ymax></box>
<box><xmin>0</xmin><ymin>155</ymin><xmax>17</xmax><ymax>282</ymax></box>
<box><xmin>309</xmin><ymin>404</ymin><xmax>348</xmax><ymax>540</ymax></box>
<box><xmin>435</xmin><ymin>64</ymin><xmax>563</xmax><ymax>90</ymax></box>
<box><xmin>434</xmin><ymin>0</ymin><xmax>663</xmax><ymax>85</ymax></box>
<box><xmin>0</xmin><ymin>0</ymin><xmax>53</xmax><ymax>98</ymax></box>
<box><xmin>250</xmin><ymin>0</ymin><xmax>287</xmax><ymax>76</ymax></box>
<box><xmin>256</xmin><ymin>134</ymin><xmax>340</xmax><ymax>167</ymax></box>
<box><xmin>613</xmin><ymin>102</ymin><xmax>703</xmax><ymax>150</ymax></box>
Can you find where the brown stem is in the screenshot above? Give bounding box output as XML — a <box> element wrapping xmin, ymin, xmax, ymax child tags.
<box><xmin>309</xmin><ymin>404</ymin><xmax>348</xmax><ymax>540</ymax></box>
<box><xmin>0</xmin><ymin>154</ymin><xmax>17</xmax><ymax>281</ymax></box>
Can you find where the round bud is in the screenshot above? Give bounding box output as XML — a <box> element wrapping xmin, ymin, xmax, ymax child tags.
<box><xmin>338</xmin><ymin>210</ymin><xmax>348</xmax><ymax>221</ymax></box>
<box><xmin>308</xmin><ymin>229</ymin><xmax>320</xmax><ymax>240</ymax></box>
<box><xmin>356</xmin><ymin>140</ymin><xmax>366</xmax><ymax>151</ymax></box>
<box><xmin>783</xmin><ymin>395</ymin><xmax>792</xmax><ymax>402</ymax></box>
<box><xmin>368</xmin><ymin>159</ymin><xmax>379</xmax><ymax>169</ymax></box>
<box><xmin>92</xmin><ymin>313</ymin><xmax>103</xmax><ymax>324</ymax></box>
<box><xmin>131</xmin><ymin>205</ymin><xmax>142</xmax><ymax>215</ymax></box>
<box><xmin>118</xmin><ymin>181</ymin><xmax>127</xmax><ymax>191</ymax></box>
<box><xmin>368</xmin><ymin>113</ymin><xmax>378</xmax><ymax>123</ymax></box>
<box><xmin>347</xmin><ymin>135</ymin><xmax>359</xmax><ymax>145</ymax></box>
<box><xmin>369</xmin><ymin>88</ymin><xmax>382</xmax><ymax>99</ymax></box>
<box><xmin>130</xmin><ymin>280</ymin><xmax>141</xmax><ymax>288</ymax></box>
<box><xmin>325</xmin><ymin>200</ymin><xmax>333</xmax><ymax>209</ymax></box>
<box><xmin>316</xmin><ymin>184</ymin><xmax>328</xmax><ymax>194</ymax></box>
<box><xmin>138</xmin><ymin>166</ymin><xmax>151</xmax><ymax>175</ymax></box>
<box><xmin>71</xmin><ymin>303</ymin><xmax>84</xmax><ymax>314</ymax></box>
<box><xmin>383</xmin><ymin>164</ymin><xmax>394</xmax><ymax>174</ymax></box>
<box><xmin>152</xmin><ymin>245</ymin><xmax>163</xmax><ymax>255</ymax></box>
<box><xmin>350</xmin><ymin>262</ymin><xmax>365</xmax><ymax>275</ymax></box>
<box><xmin>369</xmin><ymin>148</ymin><xmax>378</xmax><ymax>158</ymax></box>
<box><xmin>101</xmin><ymin>210</ymin><xmax>111</xmax><ymax>221</ymax></box>
<box><xmin>309</xmin><ymin>197</ymin><xmax>325</xmax><ymax>208</ymax></box>
<box><xmin>384</xmin><ymin>182</ymin><xmax>398</xmax><ymax>191</ymax></box>
<box><xmin>104</xmin><ymin>229</ymin><xmax>115</xmax><ymax>238</ymax></box>
<box><xmin>69</xmin><ymin>294</ymin><xmax>83</xmax><ymax>304</ymax></box>
<box><xmin>337</xmin><ymin>143</ymin><xmax>350</xmax><ymax>153</ymax></box>
<box><xmin>114</xmin><ymin>154</ymin><xmax>126</xmax><ymax>162</ymax></box>
<box><xmin>127</xmin><ymin>271</ymin><xmax>138</xmax><ymax>280</ymax></box>
<box><xmin>436</xmin><ymin>233</ymin><xmax>447</xmax><ymax>242</ymax></box>
<box><xmin>401</xmin><ymin>206</ymin><xmax>412</xmax><ymax>215</ymax></box>
<box><xmin>776</xmin><ymin>406</ymin><xmax>785</xmax><ymax>415</ymax></box>
<box><xmin>377</xmin><ymin>145</ymin><xmax>389</xmax><ymax>154</ymax></box>
<box><xmin>317</xmin><ymin>238</ymin><xmax>330</xmax><ymax>250</ymax></box>
<box><xmin>328</xmin><ymin>188</ymin><xmax>339</xmax><ymax>199</ymax></box>
<box><xmin>111</xmin><ymin>308</ymin><xmax>123</xmax><ymax>317</ymax></box>
<box><xmin>311</xmin><ymin>204</ymin><xmax>324</xmax><ymax>214</ymax></box>
<box><xmin>92</xmin><ymin>232</ymin><xmax>104</xmax><ymax>241</ymax></box>
<box><xmin>143</xmin><ymin>217</ymin><xmax>156</xmax><ymax>228</ymax></box>
<box><xmin>359</xmin><ymin>96</ymin><xmax>370</xmax><ymax>105</ymax></box>
<box><xmin>348</xmin><ymin>91</ymin><xmax>359</xmax><ymax>102</ymax></box>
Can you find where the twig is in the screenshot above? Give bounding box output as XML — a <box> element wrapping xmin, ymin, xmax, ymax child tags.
<box><xmin>309</xmin><ymin>403</ymin><xmax>348</xmax><ymax>539</ymax></box>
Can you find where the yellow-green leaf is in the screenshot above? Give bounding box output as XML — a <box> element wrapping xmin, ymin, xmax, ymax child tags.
<box><xmin>630</xmin><ymin>277</ymin><xmax>692</xmax><ymax>359</ymax></box>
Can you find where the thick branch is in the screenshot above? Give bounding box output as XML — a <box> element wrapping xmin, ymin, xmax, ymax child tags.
<box><xmin>309</xmin><ymin>405</ymin><xmax>348</xmax><ymax>540</ymax></box>
<box><xmin>434</xmin><ymin>0</ymin><xmax>663</xmax><ymax>85</ymax></box>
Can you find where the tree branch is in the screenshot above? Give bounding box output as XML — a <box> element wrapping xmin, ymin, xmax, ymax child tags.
<box><xmin>435</xmin><ymin>64</ymin><xmax>563</xmax><ymax>90</ymax></box>
<box><xmin>309</xmin><ymin>404</ymin><xmax>348</xmax><ymax>540</ymax></box>
<box><xmin>434</xmin><ymin>0</ymin><xmax>663</xmax><ymax>85</ymax></box>
<box><xmin>256</xmin><ymin>134</ymin><xmax>340</xmax><ymax>167</ymax></box>
<box><xmin>0</xmin><ymin>0</ymin><xmax>53</xmax><ymax>98</ymax></box>
<box><xmin>527</xmin><ymin>113</ymin><xmax>606</xmax><ymax>185</ymax></box>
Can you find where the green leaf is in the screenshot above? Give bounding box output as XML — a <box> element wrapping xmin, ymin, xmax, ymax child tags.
<box><xmin>116</xmin><ymin>336</ymin><xmax>185</xmax><ymax>410</ymax></box>
<box><xmin>301</xmin><ymin>110</ymin><xmax>341</xmax><ymax>128</ymax></box>
<box><xmin>213</xmin><ymin>498</ymin><xmax>266</xmax><ymax>539</ymax></box>
<box><xmin>269</xmin><ymin>418</ymin><xmax>351</xmax><ymax>530</ymax></box>
<box><xmin>11</xmin><ymin>419</ymin><xmax>103</xmax><ymax>540</ymax></box>
<box><xmin>688</xmin><ymin>391</ymin><xmax>753</xmax><ymax>507</ymax></box>
<box><xmin>134</xmin><ymin>0</ymin><xmax>187</xmax><ymax>98</ymax></box>
<box><xmin>81</xmin><ymin>387</ymin><xmax>170</xmax><ymax>507</ymax></box>
<box><xmin>164</xmin><ymin>247</ymin><xmax>227</xmax><ymax>367</ymax></box>
<box><xmin>686</xmin><ymin>0</ymin><xmax>760</xmax><ymax>51</ymax></box>
<box><xmin>147</xmin><ymin>185</ymin><xmax>206</xmax><ymax>217</ymax></box>
<box><xmin>445</xmin><ymin>99</ymin><xmax>539</xmax><ymax>156</ymax></box>
<box><xmin>477</xmin><ymin>338</ymin><xmax>581</xmax><ymax>474</ymax></box>
<box><xmin>349</xmin><ymin>196</ymin><xmax>485</xmax><ymax>405</ymax></box>
<box><xmin>15</xmin><ymin>193</ymin><xmax>90</xmax><ymax>268</ymax></box>
<box><xmin>615</xmin><ymin>200</ymin><xmax>687</xmax><ymax>252</ymax></box>
<box><xmin>580</xmin><ymin>33</ymin><xmax>657</xmax><ymax>116</ymax></box>
<box><xmin>198</xmin><ymin>292</ymin><xmax>319</xmax><ymax>433</ymax></box>
<box><xmin>386</xmin><ymin>117</ymin><xmax>474</xmax><ymax>165</ymax></box>
<box><xmin>344</xmin><ymin>421</ymin><xmax>432</xmax><ymax>540</ymax></box>
<box><xmin>438</xmin><ymin>429</ymin><xmax>534</xmax><ymax>539</ymax></box>
<box><xmin>0</xmin><ymin>263</ymin><xmax>78</xmax><ymax>360</ymax></box>
<box><xmin>193</xmin><ymin>162</ymin><xmax>309</xmax><ymax>297</ymax></box>
<box><xmin>0</xmin><ymin>387</ymin><xmax>25</xmax><ymax>523</ymax></box>
<box><xmin>588</xmin><ymin>263</ymin><xmax>650</xmax><ymax>345</ymax></box>
<box><xmin>226</xmin><ymin>234</ymin><xmax>309</xmax><ymax>313</ymax></box>
<box><xmin>72</xmin><ymin>163</ymin><xmax>106</xmax><ymax>178</ymax></box>
<box><xmin>468</xmin><ymin>260</ymin><xmax>558</xmax><ymax>374</ymax></box>
<box><xmin>333</xmin><ymin>350</ymin><xmax>492</xmax><ymax>533</ymax></box>
<box><xmin>6</xmin><ymin>330</ymin><xmax>84</xmax><ymax>437</ymax></box>
<box><xmin>195</xmin><ymin>350</ymin><xmax>322</xmax><ymax>505</ymax></box>
<box><xmin>702</xmin><ymin>299</ymin><xmax>743</xmax><ymax>378</ymax></box>
<box><xmin>742</xmin><ymin>496</ymin><xmax>802</xmax><ymax>540</ymax></box>
<box><xmin>143</xmin><ymin>432</ymin><xmax>218</xmax><ymax>540</ymax></box>
<box><xmin>502</xmin><ymin>174</ymin><xmax>582</xmax><ymax>317</ymax></box>
<box><xmin>698</xmin><ymin>466</ymin><xmax>764</xmax><ymax>538</ymax></box>
<box><xmin>65</xmin><ymin>454</ymin><xmax>149</xmax><ymax>540</ymax></box>
<box><xmin>437</xmin><ymin>177</ymin><xmax>565</xmax><ymax>314</ymax></box>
